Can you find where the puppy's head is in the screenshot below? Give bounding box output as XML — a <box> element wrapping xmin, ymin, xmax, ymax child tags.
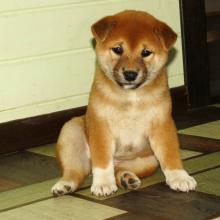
<box><xmin>91</xmin><ymin>10</ymin><xmax>177</xmax><ymax>89</ymax></box>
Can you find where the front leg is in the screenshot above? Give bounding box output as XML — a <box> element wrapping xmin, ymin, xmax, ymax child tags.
<box><xmin>87</xmin><ymin>117</ymin><xmax>117</xmax><ymax>197</ymax></box>
<box><xmin>149</xmin><ymin>117</ymin><xmax>197</xmax><ymax>192</ymax></box>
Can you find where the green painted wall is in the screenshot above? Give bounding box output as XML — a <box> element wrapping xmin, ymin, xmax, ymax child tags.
<box><xmin>0</xmin><ymin>0</ymin><xmax>183</xmax><ymax>123</ymax></box>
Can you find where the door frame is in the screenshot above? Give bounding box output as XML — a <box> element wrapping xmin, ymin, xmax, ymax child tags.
<box><xmin>179</xmin><ymin>0</ymin><xmax>210</xmax><ymax>109</ymax></box>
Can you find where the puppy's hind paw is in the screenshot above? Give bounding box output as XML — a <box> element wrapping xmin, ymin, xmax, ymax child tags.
<box><xmin>120</xmin><ymin>171</ymin><xmax>141</xmax><ymax>190</ymax></box>
<box><xmin>165</xmin><ymin>169</ymin><xmax>197</xmax><ymax>192</ymax></box>
<box><xmin>52</xmin><ymin>180</ymin><xmax>77</xmax><ymax>197</ymax></box>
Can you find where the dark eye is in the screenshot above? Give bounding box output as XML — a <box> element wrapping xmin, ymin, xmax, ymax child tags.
<box><xmin>141</xmin><ymin>49</ymin><xmax>152</xmax><ymax>57</ymax></box>
<box><xmin>112</xmin><ymin>46</ymin><xmax>123</xmax><ymax>55</ymax></box>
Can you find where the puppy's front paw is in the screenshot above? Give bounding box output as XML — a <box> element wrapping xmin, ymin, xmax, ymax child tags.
<box><xmin>91</xmin><ymin>183</ymin><xmax>118</xmax><ymax>197</ymax></box>
<box><xmin>52</xmin><ymin>180</ymin><xmax>77</xmax><ymax>197</ymax></box>
<box><xmin>164</xmin><ymin>169</ymin><xmax>197</xmax><ymax>192</ymax></box>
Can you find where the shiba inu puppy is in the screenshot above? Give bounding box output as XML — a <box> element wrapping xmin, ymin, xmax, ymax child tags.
<box><xmin>52</xmin><ymin>10</ymin><xmax>197</xmax><ymax>197</ymax></box>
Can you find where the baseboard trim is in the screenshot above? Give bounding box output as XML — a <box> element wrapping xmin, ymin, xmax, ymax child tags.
<box><xmin>4</xmin><ymin>85</ymin><xmax>216</xmax><ymax>154</ymax></box>
<box><xmin>0</xmin><ymin>106</ymin><xmax>86</xmax><ymax>154</ymax></box>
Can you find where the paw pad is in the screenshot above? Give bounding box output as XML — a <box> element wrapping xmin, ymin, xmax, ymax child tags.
<box><xmin>64</xmin><ymin>185</ymin><xmax>71</xmax><ymax>191</ymax></box>
<box><xmin>120</xmin><ymin>172</ymin><xmax>141</xmax><ymax>190</ymax></box>
<box><xmin>51</xmin><ymin>180</ymin><xmax>77</xmax><ymax>197</ymax></box>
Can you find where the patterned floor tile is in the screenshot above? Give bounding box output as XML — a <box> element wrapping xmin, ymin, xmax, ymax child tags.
<box><xmin>0</xmin><ymin>178</ymin><xmax>22</xmax><ymax>192</ymax></box>
<box><xmin>180</xmin><ymin>149</ymin><xmax>202</xmax><ymax>159</ymax></box>
<box><xmin>0</xmin><ymin>178</ymin><xmax>58</xmax><ymax>211</ymax></box>
<box><xmin>0</xmin><ymin>196</ymin><xmax>126</xmax><ymax>220</ymax></box>
<box><xmin>76</xmin><ymin>151</ymin><xmax>220</xmax><ymax>200</ymax></box>
<box><xmin>211</xmin><ymin>217</ymin><xmax>220</xmax><ymax>220</ymax></box>
<box><xmin>0</xmin><ymin>174</ymin><xmax>94</xmax><ymax>212</ymax></box>
<box><xmin>104</xmin><ymin>184</ymin><xmax>220</xmax><ymax>220</ymax></box>
<box><xmin>195</xmin><ymin>167</ymin><xmax>220</xmax><ymax>196</ymax></box>
<box><xmin>179</xmin><ymin>120</ymin><xmax>220</xmax><ymax>140</ymax></box>
<box><xmin>0</xmin><ymin>151</ymin><xmax>60</xmax><ymax>192</ymax></box>
<box><xmin>28</xmin><ymin>144</ymin><xmax>56</xmax><ymax>157</ymax></box>
<box><xmin>213</xmin><ymin>104</ymin><xmax>220</xmax><ymax>108</ymax></box>
<box><xmin>28</xmin><ymin>144</ymin><xmax>201</xmax><ymax>158</ymax></box>
<box><xmin>27</xmin><ymin>144</ymin><xmax>201</xmax><ymax>160</ymax></box>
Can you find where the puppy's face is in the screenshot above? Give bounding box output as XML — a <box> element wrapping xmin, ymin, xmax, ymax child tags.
<box><xmin>92</xmin><ymin>10</ymin><xmax>177</xmax><ymax>89</ymax></box>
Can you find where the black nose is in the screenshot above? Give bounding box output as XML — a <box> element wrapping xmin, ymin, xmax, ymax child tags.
<box><xmin>123</xmin><ymin>71</ymin><xmax>138</xmax><ymax>82</ymax></box>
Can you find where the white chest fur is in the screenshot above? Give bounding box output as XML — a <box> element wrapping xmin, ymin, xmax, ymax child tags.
<box><xmin>103</xmin><ymin>93</ymin><xmax>159</xmax><ymax>158</ymax></box>
<box><xmin>93</xmin><ymin>84</ymin><xmax>167</xmax><ymax>159</ymax></box>
<box><xmin>111</xmin><ymin>106</ymin><xmax>152</xmax><ymax>158</ymax></box>
<box><xmin>109</xmin><ymin>107</ymin><xmax>149</xmax><ymax>148</ymax></box>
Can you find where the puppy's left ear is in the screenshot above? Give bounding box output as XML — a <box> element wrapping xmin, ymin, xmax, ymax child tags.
<box><xmin>156</xmin><ymin>22</ymin><xmax>177</xmax><ymax>50</ymax></box>
<box><xmin>91</xmin><ymin>16</ymin><xmax>116</xmax><ymax>42</ymax></box>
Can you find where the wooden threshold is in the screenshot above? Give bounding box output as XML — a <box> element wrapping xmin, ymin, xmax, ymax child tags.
<box><xmin>179</xmin><ymin>134</ymin><xmax>220</xmax><ymax>153</ymax></box>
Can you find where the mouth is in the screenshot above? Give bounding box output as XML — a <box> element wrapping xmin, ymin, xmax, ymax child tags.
<box><xmin>116</xmin><ymin>81</ymin><xmax>142</xmax><ymax>89</ymax></box>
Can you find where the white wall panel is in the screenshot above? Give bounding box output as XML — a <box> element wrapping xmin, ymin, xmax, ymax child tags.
<box><xmin>0</xmin><ymin>49</ymin><xmax>94</xmax><ymax>111</ymax></box>
<box><xmin>0</xmin><ymin>0</ymin><xmax>183</xmax><ymax>123</ymax></box>
<box><xmin>0</xmin><ymin>0</ymin><xmax>180</xmax><ymax>61</ymax></box>
<box><xmin>0</xmin><ymin>0</ymin><xmax>103</xmax><ymax>13</ymax></box>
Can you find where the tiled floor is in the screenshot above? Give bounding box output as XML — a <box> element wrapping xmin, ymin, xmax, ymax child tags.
<box><xmin>0</xmin><ymin>119</ymin><xmax>220</xmax><ymax>219</ymax></box>
<box><xmin>179</xmin><ymin>120</ymin><xmax>220</xmax><ymax>140</ymax></box>
<box><xmin>0</xmin><ymin>196</ymin><xmax>126</xmax><ymax>220</ymax></box>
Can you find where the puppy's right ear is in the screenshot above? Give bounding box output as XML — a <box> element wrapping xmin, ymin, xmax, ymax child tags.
<box><xmin>91</xmin><ymin>16</ymin><xmax>116</xmax><ymax>42</ymax></box>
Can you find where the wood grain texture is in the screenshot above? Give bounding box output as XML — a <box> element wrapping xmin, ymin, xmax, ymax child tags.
<box><xmin>174</xmin><ymin>105</ymin><xmax>220</xmax><ymax>131</ymax></box>
<box><xmin>179</xmin><ymin>0</ymin><xmax>210</xmax><ymax>108</ymax></box>
<box><xmin>76</xmin><ymin>151</ymin><xmax>220</xmax><ymax>200</ymax></box>
<box><xmin>0</xmin><ymin>178</ymin><xmax>58</xmax><ymax>212</ymax></box>
<box><xmin>207</xmin><ymin>12</ymin><xmax>220</xmax><ymax>99</ymax></box>
<box><xmin>179</xmin><ymin>134</ymin><xmax>220</xmax><ymax>153</ymax></box>
<box><xmin>195</xmin><ymin>167</ymin><xmax>220</xmax><ymax>196</ymax></box>
<box><xmin>179</xmin><ymin>120</ymin><xmax>220</xmax><ymax>140</ymax></box>
<box><xmin>0</xmin><ymin>152</ymin><xmax>61</xmax><ymax>192</ymax></box>
<box><xmin>104</xmin><ymin>184</ymin><xmax>220</xmax><ymax>220</ymax></box>
<box><xmin>0</xmin><ymin>106</ymin><xmax>86</xmax><ymax>154</ymax></box>
<box><xmin>0</xmin><ymin>196</ymin><xmax>126</xmax><ymax>220</ymax></box>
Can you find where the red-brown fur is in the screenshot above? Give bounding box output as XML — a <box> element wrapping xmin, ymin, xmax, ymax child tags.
<box><xmin>52</xmin><ymin>10</ymin><xmax>196</xmax><ymax>197</ymax></box>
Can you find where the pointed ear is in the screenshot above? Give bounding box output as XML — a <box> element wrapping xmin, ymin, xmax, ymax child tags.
<box><xmin>91</xmin><ymin>16</ymin><xmax>117</xmax><ymax>42</ymax></box>
<box><xmin>155</xmin><ymin>22</ymin><xmax>177</xmax><ymax>50</ymax></box>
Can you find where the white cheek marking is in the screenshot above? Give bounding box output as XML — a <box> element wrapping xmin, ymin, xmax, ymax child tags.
<box><xmin>164</xmin><ymin>169</ymin><xmax>197</xmax><ymax>192</ymax></box>
<box><xmin>141</xmin><ymin>53</ymin><xmax>167</xmax><ymax>85</ymax></box>
<box><xmin>97</xmin><ymin>52</ymin><xmax>118</xmax><ymax>79</ymax></box>
<box><xmin>91</xmin><ymin>161</ymin><xmax>118</xmax><ymax>196</ymax></box>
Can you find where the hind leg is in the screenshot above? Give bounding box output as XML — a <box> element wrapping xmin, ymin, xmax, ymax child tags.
<box><xmin>52</xmin><ymin>116</ymin><xmax>91</xmax><ymax>196</ymax></box>
<box><xmin>115</xmin><ymin>155</ymin><xmax>158</xmax><ymax>190</ymax></box>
